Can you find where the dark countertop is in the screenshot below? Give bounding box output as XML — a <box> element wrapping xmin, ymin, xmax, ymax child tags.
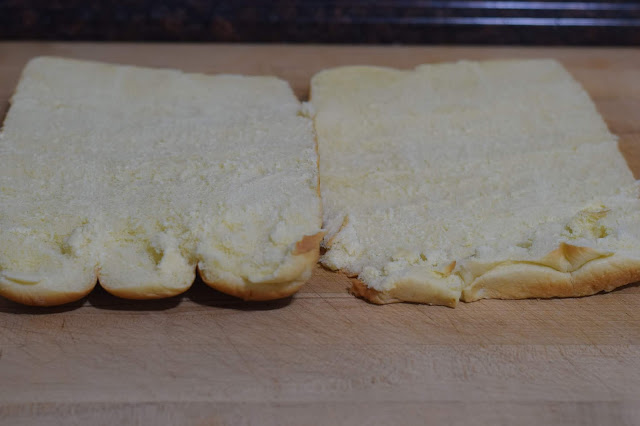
<box><xmin>2</xmin><ymin>1</ymin><xmax>640</xmax><ymax>45</ymax></box>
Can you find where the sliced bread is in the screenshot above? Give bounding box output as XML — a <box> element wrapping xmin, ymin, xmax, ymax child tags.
<box><xmin>0</xmin><ymin>57</ymin><xmax>323</xmax><ymax>306</ymax></box>
<box><xmin>310</xmin><ymin>59</ymin><xmax>640</xmax><ymax>306</ymax></box>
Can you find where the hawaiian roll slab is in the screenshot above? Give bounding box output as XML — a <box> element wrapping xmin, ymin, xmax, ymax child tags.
<box><xmin>0</xmin><ymin>57</ymin><xmax>322</xmax><ymax>306</ymax></box>
<box><xmin>310</xmin><ymin>60</ymin><xmax>640</xmax><ymax>306</ymax></box>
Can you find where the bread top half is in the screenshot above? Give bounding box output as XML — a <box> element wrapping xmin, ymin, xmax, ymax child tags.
<box><xmin>311</xmin><ymin>59</ymin><xmax>640</xmax><ymax>305</ymax></box>
<box><xmin>0</xmin><ymin>57</ymin><xmax>322</xmax><ymax>305</ymax></box>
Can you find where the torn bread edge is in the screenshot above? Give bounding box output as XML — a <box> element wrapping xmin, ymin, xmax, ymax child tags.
<box><xmin>347</xmin><ymin>242</ymin><xmax>640</xmax><ymax>307</ymax></box>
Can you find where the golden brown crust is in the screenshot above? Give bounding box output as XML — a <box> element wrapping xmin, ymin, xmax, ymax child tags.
<box><xmin>350</xmin><ymin>275</ymin><xmax>460</xmax><ymax>307</ymax></box>
<box><xmin>200</xmin><ymin>272</ymin><xmax>309</xmax><ymax>301</ymax></box>
<box><xmin>199</xmin><ymin>231</ymin><xmax>324</xmax><ymax>301</ymax></box>
<box><xmin>462</xmin><ymin>250</ymin><xmax>640</xmax><ymax>302</ymax></box>
<box><xmin>348</xmin><ymin>242</ymin><xmax>640</xmax><ymax>306</ymax></box>
<box><xmin>538</xmin><ymin>242</ymin><xmax>606</xmax><ymax>273</ymax></box>
<box><xmin>293</xmin><ymin>232</ymin><xmax>325</xmax><ymax>256</ymax></box>
<box><xmin>443</xmin><ymin>261</ymin><xmax>457</xmax><ymax>276</ymax></box>
<box><xmin>97</xmin><ymin>273</ymin><xmax>195</xmax><ymax>300</ymax></box>
<box><xmin>350</xmin><ymin>278</ymin><xmax>396</xmax><ymax>304</ymax></box>
<box><xmin>0</xmin><ymin>271</ymin><xmax>98</xmax><ymax>307</ymax></box>
<box><xmin>570</xmin><ymin>254</ymin><xmax>640</xmax><ymax>295</ymax></box>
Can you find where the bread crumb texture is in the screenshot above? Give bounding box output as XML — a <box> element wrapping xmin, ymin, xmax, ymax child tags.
<box><xmin>0</xmin><ymin>57</ymin><xmax>322</xmax><ymax>305</ymax></box>
<box><xmin>311</xmin><ymin>60</ymin><xmax>640</xmax><ymax>306</ymax></box>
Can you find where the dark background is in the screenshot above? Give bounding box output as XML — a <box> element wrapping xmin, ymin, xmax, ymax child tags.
<box><xmin>1</xmin><ymin>0</ymin><xmax>640</xmax><ymax>45</ymax></box>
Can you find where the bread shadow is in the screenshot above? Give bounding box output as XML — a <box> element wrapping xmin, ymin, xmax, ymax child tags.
<box><xmin>0</xmin><ymin>297</ymin><xmax>86</xmax><ymax>314</ymax></box>
<box><xmin>606</xmin><ymin>280</ymin><xmax>640</xmax><ymax>294</ymax></box>
<box><xmin>183</xmin><ymin>277</ymin><xmax>293</xmax><ymax>311</ymax></box>
<box><xmin>86</xmin><ymin>277</ymin><xmax>292</xmax><ymax>312</ymax></box>
<box><xmin>87</xmin><ymin>284</ymin><xmax>183</xmax><ymax>311</ymax></box>
<box><xmin>2</xmin><ymin>280</ymin><xmax>637</xmax><ymax>313</ymax></box>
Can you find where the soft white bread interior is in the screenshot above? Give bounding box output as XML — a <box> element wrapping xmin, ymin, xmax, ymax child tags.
<box><xmin>310</xmin><ymin>60</ymin><xmax>640</xmax><ymax>307</ymax></box>
<box><xmin>0</xmin><ymin>56</ymin><xmax>322</xmax><ymax>306</ymax></box>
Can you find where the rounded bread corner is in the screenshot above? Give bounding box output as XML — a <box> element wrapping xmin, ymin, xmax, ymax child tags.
<box><xmin>98</xmin><ymin>280</ymin><xmax>194</xmax><ymax>300</ymax></box>
<box><xmin>23</xmin><ymin>55</ymin><xmax>55</xmax><ymax>70</ymax></box>
<box><xmin>200</xmin><ymin>275</ymin><xmax>307</xmax><ymax>302</ymax></box>
<box><xmin>199</xmin><ymin>232</ymin><xmax>322</xmax><ymax>301</ymax></box>
<box><xmin>97</xmin><ymin>266</ymin><xmax>197</xmax><ymax>300</ymax></box>
<box><xmin>0</xmin><ymin>272</ymin><xmax>98</xmax><ymax>307</ymax></box>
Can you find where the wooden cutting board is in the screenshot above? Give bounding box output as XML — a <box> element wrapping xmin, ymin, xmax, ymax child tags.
<box><xmin>0</xmin><ymin>43</ymin><xmax>639</xmax><ymax>426</ymax></box>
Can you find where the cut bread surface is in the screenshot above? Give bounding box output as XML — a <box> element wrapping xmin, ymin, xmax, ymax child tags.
<box><xmin>0</xmin><ymin>56</ymin><xmax>322</xmax><ymax>306</ymax></box>
<box><xmin>311</xmin><ymin>60</ymin><xmax>640</xmax><ymax>306</ymax></box>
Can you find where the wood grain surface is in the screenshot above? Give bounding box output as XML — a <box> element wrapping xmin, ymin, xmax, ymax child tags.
<box><xmin>0</xmin><ymin>42</ymin><xmax>639</xmax><ymax>426</ymax></box>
